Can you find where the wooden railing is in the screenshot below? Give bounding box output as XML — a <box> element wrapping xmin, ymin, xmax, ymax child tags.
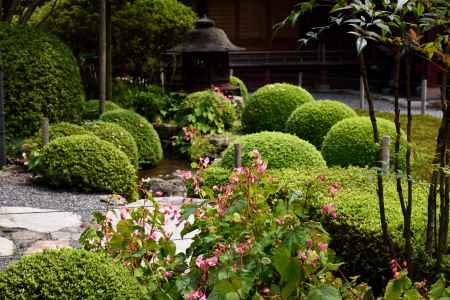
<box><xmin>229</xmin><ymin>49</ymin><xmax>358</xmax><ymax>67</ymax></box>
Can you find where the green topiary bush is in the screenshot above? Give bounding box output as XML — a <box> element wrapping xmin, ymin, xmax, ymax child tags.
<box><xmin>285</xmin><ymin>100</ymin><xmax>357</xmax><ymax>147</ymax></box>
<box><xmin>321</xmin><ymin>116</ymin><xmax>407</xmax><ymax>168</ymax></box>
<box><xmin>230</xmin><ymin>75</ymin><xmax>249</xmax><ymax>102</ymax></box>
<box><xmin>37</xmin><ymin>135</ymin><xmax>137</xmax><ymax>199</ymax></box>
<box><xmin>84</xmin><ymin>121</ymin><xmax>139</xmax><ymax>167</ymax></box>
<box><xmin>0</xmin><ymin>24</ymin><xmax>84</xmax><ymax>138</ymax></box>
<box><xmin>0</xmin><ymin>248</ymin><xmax>147</xmax><ymax>299</ymax></box>
<box><xmin>100</xmin><ymin>109</ymin><xmax>163</xmax><ymax>165</ymax></box>
<box><xmin>220</xmin><ymin>131</ymin><xmax>326</xmax><ymax>169</ymax></box>
<box><xmin>241</xmin><ymin>83</ymin><xmax>314</xmax><ymax>133</ymax></box>
<box><xmin>82</xmin><ymin>100</ymin><xmax>121</xmax><ymax>120</ymax></box>
<box><xmin>177</xmin><ymin>90</ymin><xmax>237</xmax><ymax>134</ymax></box>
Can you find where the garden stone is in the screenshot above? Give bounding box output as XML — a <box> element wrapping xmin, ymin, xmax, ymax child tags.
<box><xmin>24</xmin><ymin>240</ymin><xmax>71</xmax><ymax>255</ymax></box>
<box><xmin>0</xmin><ymin>207</ymin><xmax>81</xmax><ymax>233</ymax></box>
<box><xmin>10</xmin><ymin>230</ymin><xmax>48</xmax><ymax>242</ymax></box>
<box><xmin>0</xmin><ymin>237</ymin><xmax>15</xmax><ymax>256</ymax></box>
<box><xmin>141</xmin><ymin>177</ymin><xmax>187</xmax><ymax>197</ymax></box>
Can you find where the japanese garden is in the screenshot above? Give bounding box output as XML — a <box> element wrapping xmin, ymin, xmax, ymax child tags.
<box><xmin>0</xmin><ymin>0</ymin><xmax>449</xmax><ymax>299</ymax></box>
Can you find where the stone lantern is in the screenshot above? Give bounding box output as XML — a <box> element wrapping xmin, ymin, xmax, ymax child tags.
<box><xmin>169</xmin><ymin>16</ymin><xmax>244</xmax><ymax>91</ymax></box>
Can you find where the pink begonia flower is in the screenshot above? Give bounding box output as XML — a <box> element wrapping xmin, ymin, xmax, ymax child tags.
<box><xmin>256</xmin><ymin>162</ymin><xmax>267</xmax><ymax>174</ymax></box>
<box><xmin>318</xmin><ymin>242</ymin><xmax>328</xmax><ymax>252</ymax></box>
<box><xmin>187</xmin><ymin>290</ymin><xmax>207</xmax><ymax>300</ymax></box>
<box><xmin>321</xmin><ymin>204</ymin><xmax>337</xmax><ymax>219</ymax></box>
<box><xmin>328</xmin><ymin>182</ymin><xmax>340</xmax><ymax>198</ymax></box>
<box><xmin>164</xmin><ymin>271</ymin><xmax>174</xmax><ymax>279</ymax></box>
<box><xmin>148</xmin><ymin>230</ymin><xmax>159</xmax><ymax>241</ymax></box>
<box><xmin>261</xmin><ymin>287</ymin><xmax>271</xmax><ymax>294</ymax></box>
<box><xmin>206</xmin><ymin>256</ymin><xmax>218</xmax><ymax>267</ymax></box>
<box><xmin>199</xmin><ymin>157</ymin><xmax>210</xmax><ymax>168</ymax></box>
<box><xmin>105</xmin><ymin>211</ymin><xmax>115</xmax><ymax>224</ymax></box>
<box><xmin>155</xmin><ymin>191</ymin><xmax>164</xmax><ymax>197</ymax></box>
<box><xmin>180</xmin><ymin>170</ymin><xmax>193</xmax><ymax>181</ymax></box>
<box><xmin>196</xmin><ymin>255</ymin><xmax>209</xmax><ymax>272</ymax></box>
<box><xmin>306</xmin><ymin>239</ymin><xmax>313</xmax><ymax>249</ymax></box>
<box><xmin>119</xmin><ymin>206</ymin><xmax>130</xmax><ymax>220</ymax></box>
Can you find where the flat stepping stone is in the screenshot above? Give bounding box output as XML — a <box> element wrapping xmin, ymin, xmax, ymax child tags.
<box><xmin>0</xmin><ymin>237</ymin><xmax>15</xmax><ymax>256</ymax></box>
<box><xmin>0</xmin><ymin>207</ymin><xmax>81</xmax><ymax>233</ymax></box>
<box><xmin>24</xmin><ymin>240</ymin><xmax>71</xmax><ymax>255</ymax></box>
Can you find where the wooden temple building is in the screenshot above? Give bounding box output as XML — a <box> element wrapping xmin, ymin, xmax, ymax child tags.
<box><xmin>174</xmin><ymin>0</ymin><xmax>442</xmax><ymax>95</ymax></box>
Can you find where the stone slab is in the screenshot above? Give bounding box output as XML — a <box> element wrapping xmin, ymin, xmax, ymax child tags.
<box><xmin>0</xmin><ymin>237</ymin><xmax>14</xmax><ymax>256</ymax></box>
<box><xmin>0</xmin><ymin>207</ymin><xmax>81</xmax><ymax>233</ymax></box>
<box><xmin>24</xmin><ymin>240</ymin><xmax>71</xmax><ymax>255</ymax></box>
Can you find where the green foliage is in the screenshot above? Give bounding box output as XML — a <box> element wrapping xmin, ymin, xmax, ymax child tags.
<box><xmin>189</xmin><ymin>133</ymin><xmax>235</xmax><ymax>161</ymax></box>
<box><xmin>220</xmin><ymin>131</ymin><xmax>326</xmax><ymax>169</ymax></box>
<box><xmin>177</xmin><ymin>90</ymin><xmax>238</xmax><ymax>134</ymax></box>
<box><xmin>82</xmin><ymin>100</ymin><xmax>121</xmax><ymax>120</ymax></box>
<box><xmin>0</xmin><ymin>248</ymin><xmax>147</xmax><ymax>299</ymax></box>
<box><xmin>35</xmin><ymin>0</ymin><xmax>196</xmax><ymax>79</ymax></box>
<box><xmin>321</xmin><ymin>116</ymin><xmax>407</xmax><ymax>168</ymax></box>
<box><xmin>37</xmin><ymin>135</ymin><xmax>137</xmax><ymax>200</ymax></box>
<box><xmin>100</xmin><ymin>109</ymin><xmax>163</xmax><ymax>166</ymax></box>
<box><xmin>241</xmin><ymin>83</ymin><xmax>315</xmax><ymax>133</ymax></box>
<box><xmin>230</xmin><ymin>75</ymin><xmax>249</xmax><ymax>102</ymax></box>
<box><xmin>84</xmin><ymin>121</ymin><xmax>139</xmax><ymax>167</ymax></box>
<box><xmin>0</xmin><ymin>24</ymin><xmax>84</xmax><ymax>138</ymax></box>
<box><xmin>80</xmin><ymin>195</ymin><xmax>182</xmax><ymax>299</ymax></box>
<box><xmin>286</xmin><ymin>100</ymin><xmax>357</xmax><ymax>147</ymax></box>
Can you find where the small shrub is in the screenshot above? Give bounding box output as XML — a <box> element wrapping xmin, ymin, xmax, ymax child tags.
<box><xmin>177</xmin><ymin>90</ymin><xmax>237</xmax><ymax>134</ymax></box>
<box><xmin>241</xmin><ymin>83</ymin><xmax>314</xmax><ymax>133</ymax></box>
<box><xmin>0</xmin><ymin>248</ymin><xmax>146</xmax><ymax>299</ymax></box>
<box><xmin>285</xmin><ymin>100</ymin><xmax>357</xmax><ymax>147</ymax></box>
<box><xmin>0</xmin><ymin>24</ymin><xmax>84</xmax><ymax>138</ymax></box>
<box><xmin>82</xmin><ymin>100</ymin><xmax>121</xmax><ymax>120</ymax></box>
<box><xmin>229</xmin><ymin>75</ymin><xmax>249</xmax><ymax>102</ymax></box>
<box><xmin>220</xmin><ymin>131</ymin><xmax>326</xmax><ymax>169</ymax></box>
<box><xmin>37</xmin><ymin>135</ymin><xmax>137</xmax><ymax>199</ymax></box>
<box><xmin>84</xmin><ymin>121</ymin><xmax>139</xmax><ymax>167</ymax></box>
<box><xmin>190</xmin><ymin>133</ymin><xmax>234</xmax><ymax>161</ymax></box>
<box><xmin>100</xmin><ymin>109</ymin><xmax>163</xmax><ymax>166</ymax></box>
<box><xmin>322</xmin><ymin>116</ymin><xmax>407</xmax><ymax>168</ymax></box>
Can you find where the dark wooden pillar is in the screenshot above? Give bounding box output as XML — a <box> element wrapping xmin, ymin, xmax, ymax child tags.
<box><xmin>0</xmin><ymin>49</ymin><xmax>5</xmax><ymax>167</ymax></box>
<box><xmin>106</xmin><ymin>0</ymin><xmax>112</xmax><ymax>100</ymax></box>
<box><xmin>99</xmin><ymin>0</ymin><xmax>106</xmax><ymax>114</ymax></box>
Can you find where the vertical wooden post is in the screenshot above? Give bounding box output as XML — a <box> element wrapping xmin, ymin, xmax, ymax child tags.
<box><xmin>230</xmin><ymin>68</ymin><xmax>234</xmax><ymax>77</ymax></box>
<box><xmin>421</xmin><ymin>79</ymin><xmax>427</xmax><ymax>115</ymax></box>
<box><xmin>298</xmin><ymin>72</ymin><xmax>303</xmax><ymax>87</ymax></box>
<box><xmin>234</xmin><ymin>143</ymin><xmax>241</xmax><ymax>169</ymax></box>
<box><xmin>106</xmin><ymin>0</ymin><xmax>112</xmax><ymax>101</ymax></box>
<box><xmin>99</xmin><ymin>0</ymin><xmax>107</xmax><ymax>115</ymax></box>
<box><xmin>42</xmin><ymin>117</ymin><xmax>49</xmax><ymax>146</ymax></box>
<box><xmin>160</xmin><ymin>67</ymin><xmax>165</xmax><ymax>94</ymax></box>
<box><xmin>0</xmin><ymin>49</ymin><xmax>5</xmax><ymax>167</ymax></box>
<box><xmin>381</xmin><ymin>135</ymin><xmax>390</xmax><ymax>174</ymax></box>
<box><xmin>360</xmin><ymin>76</ymin><xmax>365</xmax><ymax>109</ymax></box>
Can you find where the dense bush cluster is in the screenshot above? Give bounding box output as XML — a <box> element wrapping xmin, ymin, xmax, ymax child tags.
<box><xmin>0</xmin><ymin>249</ymin><xmax>146</xmax><ymax>299</ymax></box>
<box><xmin>241</xmin><ymin>83</ymin><xmax>314</xmax><ymax>133</ymax></box>
<box><xmin>37</xmin><ymin>135</ymin><xmax>137</xmax><ymax>200</ymax></box>
<box><xmin>84</xmin><ymin>121</ymin><xmax>139</xmax><ymax>167</ymax></box>
<box><xmin>0</xmin><ymin>24</ymin><xmax>84</xmax><ymax>138</ymax></box>
<box><xmin>177</xmin><ymin>90</ymin><xmax>237</xmax><ymax>134</ymax></box>
<box><xmin>100</xmin><ymin>109</ymin><xmax>163</xmax><ymax>166</ymax></box>
<box><xmin>220</xmin><ymin>131</ymin><xmax>326</xmax><ymax>169</ymax></box>
<box><xmin>285</xmin><ymin>100</ymin><xmax>357</xmax><ymax>147</ymax></box>
<box><xmin>82</xmin><ymin>100</ymin><xmax>121</xmax><ymax>120</ymax></box>
<box><xmin>322</xmin><ymin>116</ymin><xmax>407</xmax><ymax>168</ymax></box>
<box><xmin>229</xmin><ymin>75</ymin><xmax>249</xmax><ymax>102</ymax></box>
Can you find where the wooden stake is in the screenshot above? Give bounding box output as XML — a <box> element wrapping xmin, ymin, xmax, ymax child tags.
<box><xmin>234</xmin><ymin>143</ymin><xmax>241</xmax><ymax>169</ymax></box>
<box><xmin>42</xmin><ymin>117</ymin><xmax>49</xmax><ymax>146</ymax></box>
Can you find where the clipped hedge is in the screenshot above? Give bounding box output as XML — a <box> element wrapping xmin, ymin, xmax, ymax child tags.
<box><xmin>82</xmin><ymin>100</ymin><xmax>121</xmax><ymax>120</ymax></box>
<box><xmin>100</xmin><ymin>109</ymin><xmax>163</xmax><ymax>166</ymax></box>
<box><xmin>0</xmin><ymin>249</ymin><xmax>146</xmax><ymax>299</ymax></box>
<box><xmin>285</xmin><ymin>100</ymin><xmax>357</xmax><ymax>147</ymax></box>
<box><xmin>322</xmin><ymin>116</ymin><xmax>407</xmax><ymax>168</ymax></box>
<box><xmin>37</xmin><ymin>135</ymin><xmax>137</xmax><ymax>200</ymax></box>
<box><xmin>220</xmin><ymin>132</ymin><xmax>326</xmax><ymax>169</ymax></box>
<box><xmin>241</xmin><ymin>83</ymin><xmax>314</xmax><ymax>133</ymax></box>
<box><xmin>84</xmin><ymin>121</ymin><xmax>139</xmax><ymax>167</ymax></box>
<box><xmin>178</xmin><ymin>90</ymin><xmax>237</xmax><ymax>134</ymax></box>
<box><xmin>0</xmin><ymin>24</ymin><xmax>84</xmax><ymax>138</ymax></box>
<box><xmin>230</xmin><ymin>75</ymin><xmax>249</xmax><ymax>102</ymax></box>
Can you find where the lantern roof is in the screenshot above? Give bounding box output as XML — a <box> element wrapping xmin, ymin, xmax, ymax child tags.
<box><xmin>169</xmin><ymin>16</ymin><xmax>245</xmax><ymax>53</ymax></box>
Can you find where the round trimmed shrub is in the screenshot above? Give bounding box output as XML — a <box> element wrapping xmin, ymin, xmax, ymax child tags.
<box><xmin>230</xmin><ymin>76</ymin><xmax>249</xmax><ymax>102</ymax></box>
<box><xmin>37</xmin><ymin>135</ymin><xmax>137</xmax><ymax>199</ymax></box>
<box><xmin>0</xmin><ymin>248</ymin><xmax>147</xmax><ymax>299</ymax></box>
<box><xmin>100</xmin><ymin>109</ymin><xmax>163</xmax><ymax>165</ymax></box>
<box><xmin>285</xmin><ymin>100</ymin><xmax>357</xmax><ymax>147</ymax></box>
<box><xmin>0</xmin><ymin>24</ymin><xmax>84</xmax><ymax>138</ymax></box>
<box><xmin>321</xmin><ymin>116</ymin><xmax>407</xmax><ymax>168</ymax></box>
<box><xmin>178</xmin><ymin>90</ymin><xmax>237</xmax><ymax>133</ymax></box>
<box><xmin>241</xmin><ymin>83</ymin><xmax>314</xmax><ymax>133</ymax></box>
<box><xmin>221</xmin><ymin>132</ymin><xmax>326</xmax><ymax>169</ymax></box>
<box><xmin>27</xmin><ymin>122</ymin><xmax>93</xmax><ymax>150</ymax></box>
<box><xmin>84</xmin><ymin>121</ymin><xmax>139</xmax><ymax>167</ymax></box>
<box><xmin>82</xmin><ymin>100</ymin><xmax>121</xmax><ymax>120</ymax></box>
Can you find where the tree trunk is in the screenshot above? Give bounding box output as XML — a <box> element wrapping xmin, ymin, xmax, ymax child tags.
<box><xmin>99</xmin><ymin>0</ymin><xmax>107</xmax><ymax>115</ymax></box>
<box><xmin>359</xmin><ymin>53</ymin><xmax>394</xmax><ymax>252</ymax></box>
<box><xmin>106</xmin><ymin>0</ymin><xmax>112</xmax><ymax>101</ymax></box>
